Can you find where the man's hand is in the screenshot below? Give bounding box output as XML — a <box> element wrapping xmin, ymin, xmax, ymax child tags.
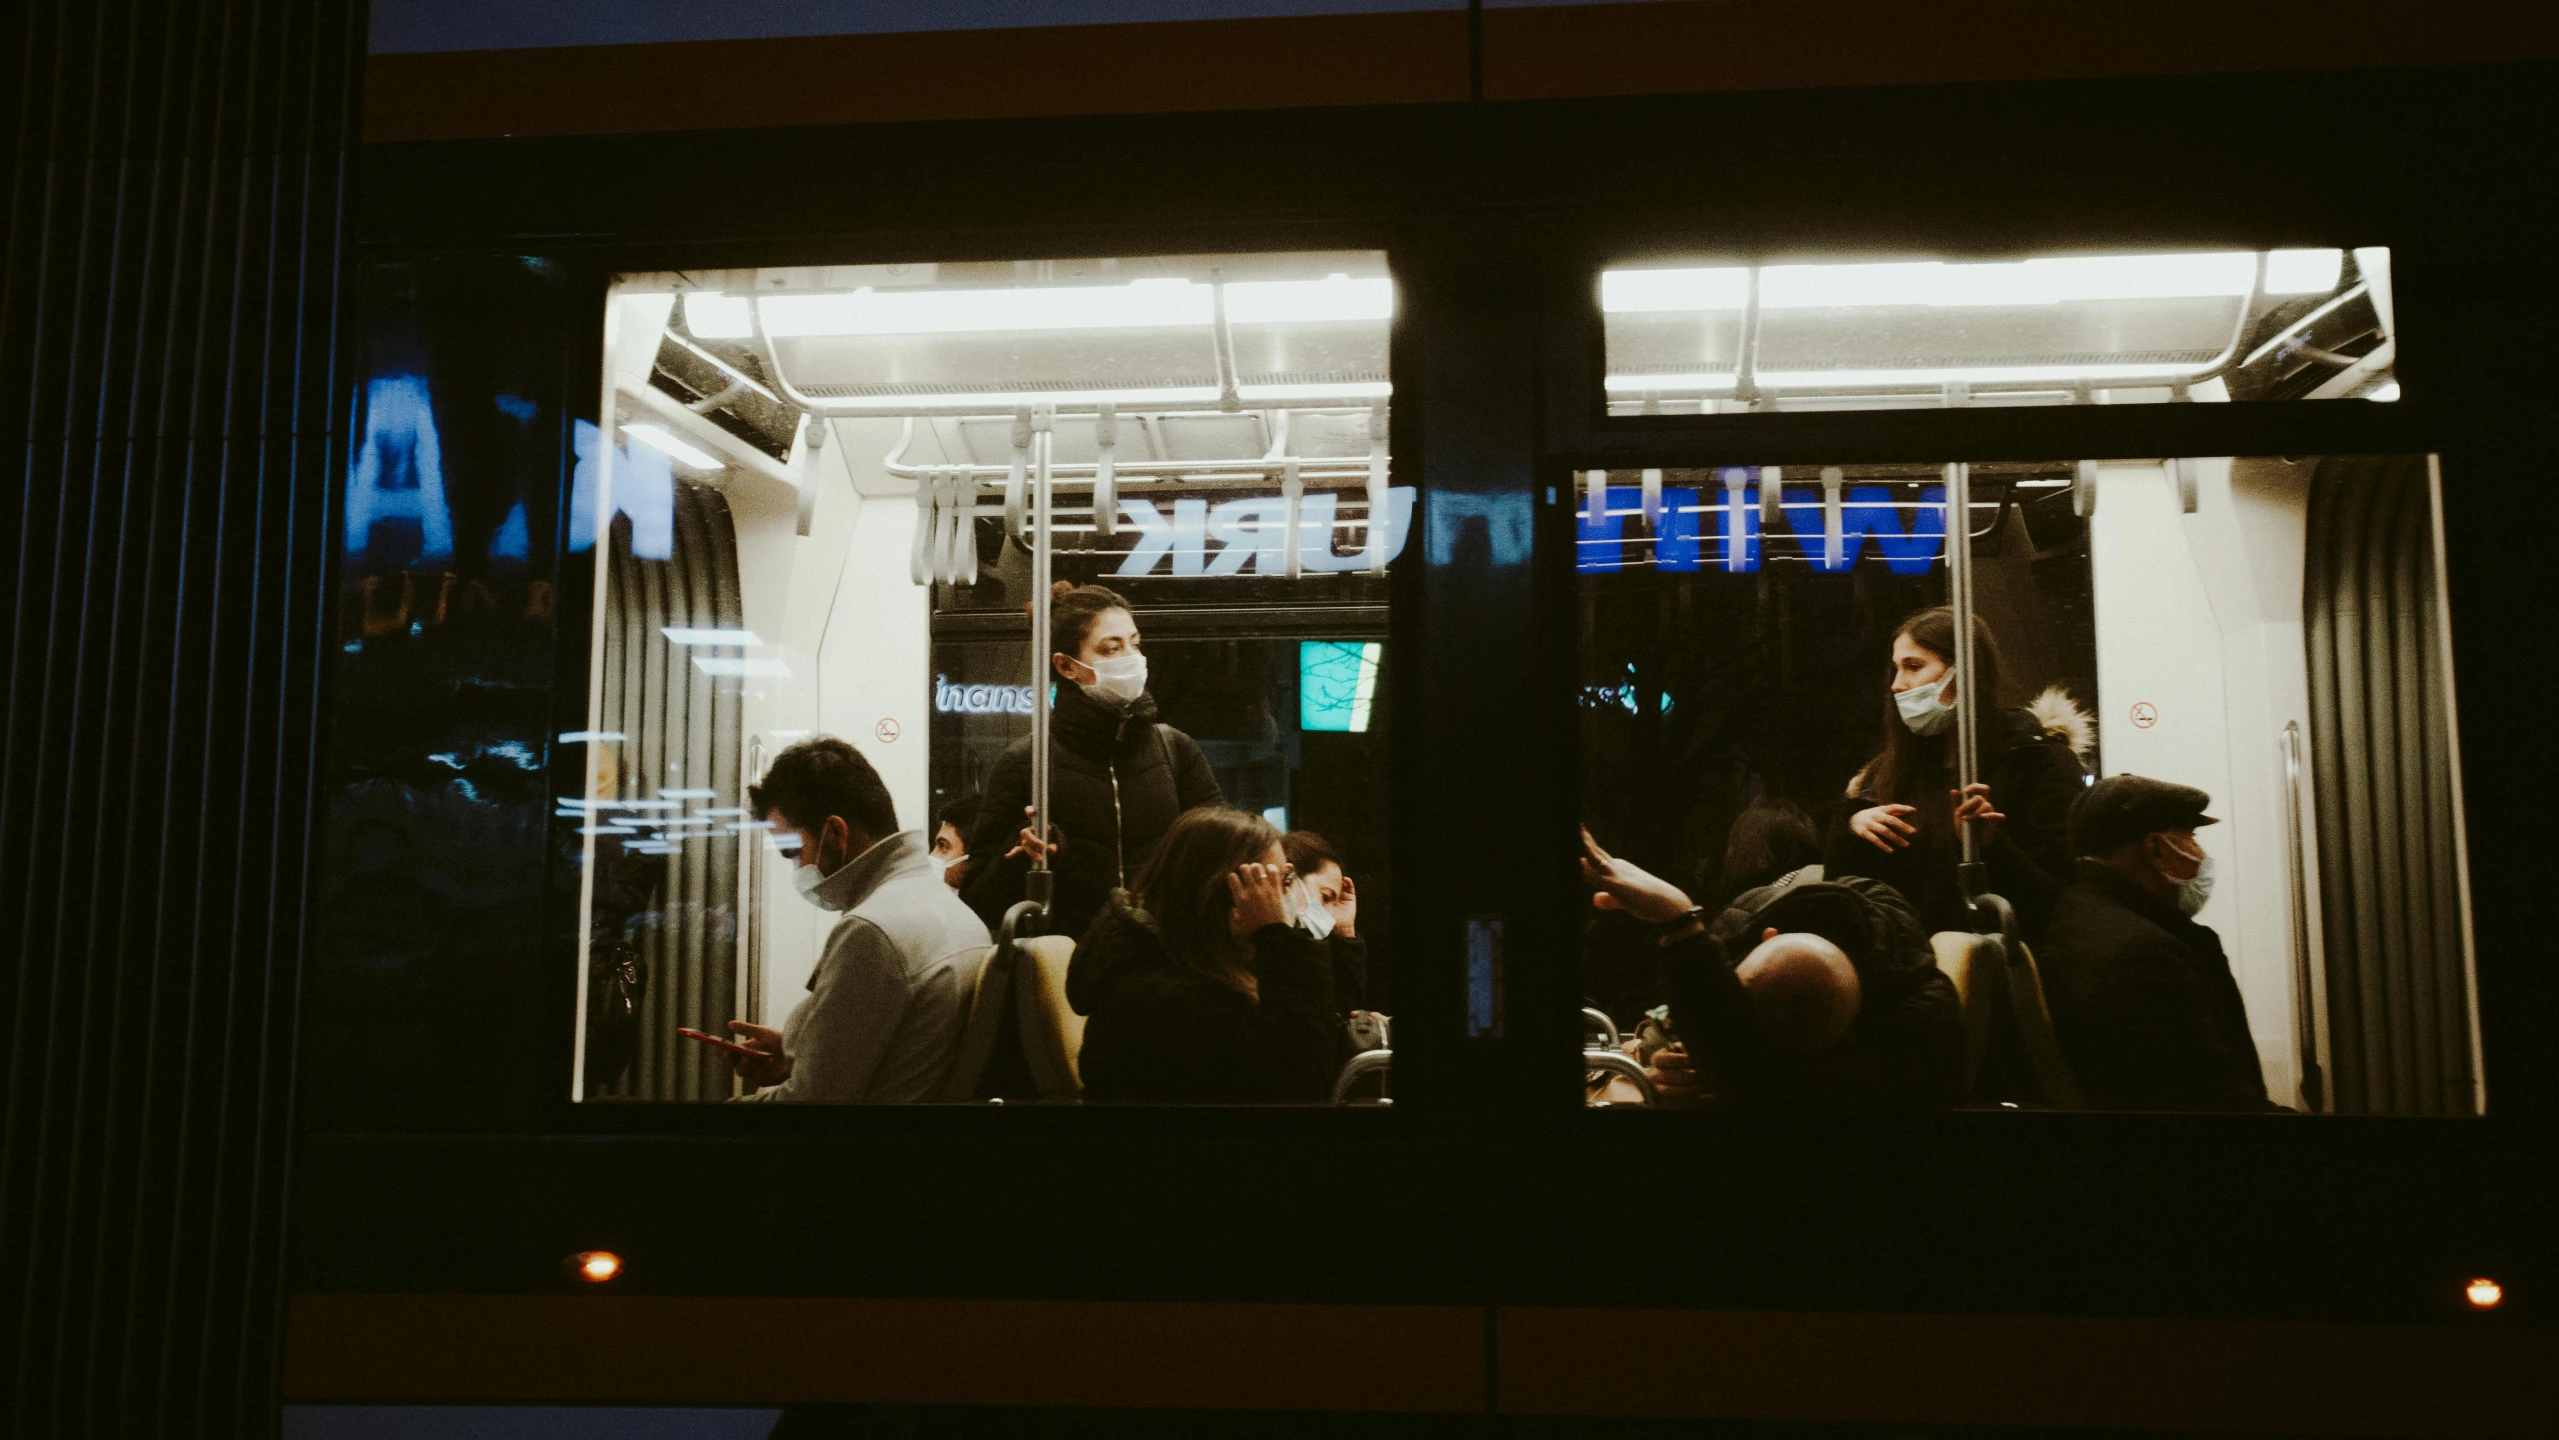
<box><xmin>1004</xmin><ymin>805</ymin><xmax>1062</xmax><ymax>862</ymax></box>
<box><xmin>1849</xmin><ymin>803</ymin><xmax>1920</xmax><ymax>852</ymax></box>
<box><xmin>1227</xmin><ymin>861</ymin><xmax>1290</xmax><ymax>934</ymax></box>
<box><xmin>1951</xmin><ymin>783</ymin><xmax>2006</xmax><ymax>845</ymax></box>
<box><xmin>1579</xmin><ymin>826</ymin><xmax>1695</xmax><ymax>925</ymax></box>
<box><xmin>1641</xmin><ymin>1040</ymin><xmax>1706</xmax><ymax>1108</ymax></box>
<box><xmin>723</xmin><ymin>1021</ymin><xmax>790</xmax><ymax>1087</ymax></box>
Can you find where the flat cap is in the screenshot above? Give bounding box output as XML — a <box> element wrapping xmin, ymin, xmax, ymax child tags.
<box><xmin>2070</xmin><ymin>774</ymin><xmax>2218</xmax><ymax>856</ymax></box>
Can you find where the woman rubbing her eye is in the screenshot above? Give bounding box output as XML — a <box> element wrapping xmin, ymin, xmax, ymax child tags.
<box><xmin>1068</xmin><ymin>807</ymin><xmax>1345</xmax><ymax>1104</ymax></box>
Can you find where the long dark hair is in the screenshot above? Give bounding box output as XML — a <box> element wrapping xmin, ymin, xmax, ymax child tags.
<box><xmin>1132</xmin><ymin>806</ymin><xmax>1281</xmax><ymax>994</ymax></box>
<box><xmin>1862</xmin><ymin>606</ymin><xmax>2009</xmax><ymax>815</ymax></box>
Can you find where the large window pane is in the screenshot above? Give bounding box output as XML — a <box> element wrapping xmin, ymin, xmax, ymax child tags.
<box><xmin>1574</xmin><ymin>454</ymin><xmax>2477</xmax><ymax>1115</ymax></box>
<box><xmin>572</xmin><ymin>252</ymin><xmax>1401</xmax><ymax>1105</ymax></box>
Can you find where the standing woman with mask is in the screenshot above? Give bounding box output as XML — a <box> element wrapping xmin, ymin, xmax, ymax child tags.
<box><xmin>1825</xmin><ymin>606</ymin><xmax>2093</xmax><ymax>937</ymax></box>
<box><xmin>962</xmin><ymin>582</ymin><xmax>1224</xmax><ymax>944</ymax></box>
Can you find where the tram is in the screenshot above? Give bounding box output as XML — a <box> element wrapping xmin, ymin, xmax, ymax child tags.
<box><xmin>294</xmin><ymin>31</ymin><xmax>2554</xmax><ymax>1437</ymax></box>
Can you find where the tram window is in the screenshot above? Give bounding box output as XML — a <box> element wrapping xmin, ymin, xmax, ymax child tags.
<box><xmin>1599</xmin><ymin>248</ymin><xmax>2398</xmax><ymax>414</ymax></box>
<box><xmin>570</xmin><ymin>252</ymin><xmax>1401</xmax><ymax>1105</ymax></box>
<box><xmin>1574</xmin><ymin>455</ymin><xmax>2480</xmax><ymax>1117</ymax></box>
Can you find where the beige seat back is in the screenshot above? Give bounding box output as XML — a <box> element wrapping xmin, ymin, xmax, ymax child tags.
<box><xmin>1013</xmin><ymin>935</ymin><xmax>1085</xmax><ymax>1101</ymax></box>
<box><xmin>932</xmin><ymin>944</ymin><xmax>1009</xmax><ymax>1103</ymax></box>
<box><xmin>2000</xmin><ymin>938</ymin><xmax>2085</xmax><ymax>1110</ymax></box>
<box><xmin>1930</xmin><ymin>930</ymin><xmax>1997</xmax><ymax>1099</ymax></box>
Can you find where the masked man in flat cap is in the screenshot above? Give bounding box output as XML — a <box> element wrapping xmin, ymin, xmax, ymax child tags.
<box><xmin>2039</xmin><ymin>775</ymin><xmax>2275</xmax><ymax>1111</ymax></box>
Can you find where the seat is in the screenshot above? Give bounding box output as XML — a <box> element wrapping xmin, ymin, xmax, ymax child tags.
<box><xmin>1930</xmin><ymin>930</ymin><xmax>1998</xmax><ymax>1099</ymax></box>
<box><xmin>933</xmin><ymin>943</ymin><xmax>1011</xmax><ymax>1102</ymax></box>
<box><xmin>1012</xmin><ymin>934</ymin><xmax>1085</xmax><ymax>1101</ymax></box>
<box><xmin>1998</xmin><ymin>936</ymin><xmax>2085</xmax><ymax>1110</ymax></box>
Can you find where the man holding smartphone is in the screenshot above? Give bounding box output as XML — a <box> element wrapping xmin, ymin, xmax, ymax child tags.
<box><xmin>707</xmin><ymin>737</ymin><xmax>990</xmax><ymax>1103</ymax></box>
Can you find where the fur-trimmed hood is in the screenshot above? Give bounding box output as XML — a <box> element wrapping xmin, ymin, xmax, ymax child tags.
<box><xmin>2024</xmin><ymin>685</ymin><xmax>2097</xmax><ymax>762</ymax></box>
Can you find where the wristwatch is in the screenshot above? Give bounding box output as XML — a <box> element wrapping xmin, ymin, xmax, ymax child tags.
<box><xmin>1654</xmin><ymin>906</ymin><xmax>1709</xmax><ymax>945</ymax></box>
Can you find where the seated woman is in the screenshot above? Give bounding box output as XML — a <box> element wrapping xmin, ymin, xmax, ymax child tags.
<box><xmin>1280</xmin><ymin>829</ymin><xmax>1374</xmax><ymax>1012</ymax></box>
<box><xmin>1071</xmin><ymin>807</ymin><xmax>1343</xmax><ymax>1104</ymax></box>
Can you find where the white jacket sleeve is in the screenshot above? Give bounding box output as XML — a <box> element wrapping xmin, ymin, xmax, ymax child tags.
<box><xmin>738</xmin><ymin>915</ymin><xmax>909</xmax><ymax>1103</ymax></box>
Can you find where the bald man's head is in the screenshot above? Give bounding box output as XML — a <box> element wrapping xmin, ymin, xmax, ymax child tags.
<box><xmin>1736</xmin><ymin>930</ymin><xmax>1863</xmax><ymax>1053</ymax></box>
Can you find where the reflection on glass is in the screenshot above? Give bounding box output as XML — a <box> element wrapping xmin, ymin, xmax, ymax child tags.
<box><xmin>1601</xmin><ymin>247</ymin><xmax>2397</xmax><ymax>413</ymax></box>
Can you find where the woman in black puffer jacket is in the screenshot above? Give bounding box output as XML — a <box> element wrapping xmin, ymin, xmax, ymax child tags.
<box><xmin>1072</xmin><ymin>806</ymin><xmax>1343</xmax><ymax>1104</ymax></box>
<box><xmin>962</xmin><ymin>583</ymin><xmax>1223</xmax><ymax>944</ymax></box>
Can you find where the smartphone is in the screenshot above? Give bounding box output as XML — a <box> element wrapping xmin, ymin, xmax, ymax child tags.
<box><xmin>676</xmin><ymin>1026</ymin><xmax>763</xmax><ymax>1058</ymax></box>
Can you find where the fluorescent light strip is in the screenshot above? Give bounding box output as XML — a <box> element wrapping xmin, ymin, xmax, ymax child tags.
<box><xmin>807</xmin><ymin>385</ymin><xmax>1225</xmax><ymax>412</ymax></box>
<box><xmin>1607</xmin><ymin>361</ymin><xmax>2218</xmax><ymax>391</ymax></box>
<box><xmin>1603</xmin><ymin>252</ymin><xmax>2266</xmax><ymax>313</ymax></box>
<box><xmin>660</xmin><ymin>627</ymin><xmax>762</xmax><ymax>646</ymax></box>
<box><xmin>624</xmin><ymin>422</ymin><xmax>725</xmax><ymax>471</ymax></box>
<box><xmin>1234</xmin><ymin>381</ymin><xmax>1394</xmax><ymax>402</ymax></box>
<box><xmin>749</xmin><ymin>275</ymin><xmax>1391</xmax><ymax>339</ymax></box>
<box><xmin>558</xmin><ymin>730</ymin><xmax>625</xmax><ymax>743</ymax></box>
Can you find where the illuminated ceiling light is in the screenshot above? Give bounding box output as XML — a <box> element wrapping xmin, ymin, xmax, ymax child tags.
<box><xmin>1224</xmin><ymin>274</ymin><xmax>1394</xmax><ymax>324</ymax></box>
<box><xmin>2465</xmin><ymin>1277</ymin><xmax>2503</xmax><ymax>1310</ymax></box>
<box><xmin>2366</xmin><ymin>381</ymin><xmax>2402</xmax><ymax>402</ymax></box>
<box><xmin>1602</xmin><ymin>252</ymin><xmax>2263</xmax><ymax>312</ymax></box>
<box><xmin>659</xmin><ymin>627</ymin><xmax>762</xmax><ymax>646</ymax></box>
<box><xmin>758</xmin><ymin>274</ymin><xmax>1393</xmax><ymax>339</ymax></box>
<box><xmin>2263</xmin><ymin>248</ymin><xmax>2345</xmax><ymax>295</ymax></box>
<box><xmin>683</xmin><ymin>292</ymin><xmax>754</xmax><ymax>338</ymax></box>
<box><xmin>568</xmin><ymin>1250</ymin><xmax>623</xmax><ymax>1283</ymax></box>
<box><xmin>624</xmin><ymin>422</ymin><xmax>725</xmax><ymax>472</ymax></box>
<box><xmin>557</xmin><ymin>730</ymin><xmax>625</xmax><ymax>744</ymax></box>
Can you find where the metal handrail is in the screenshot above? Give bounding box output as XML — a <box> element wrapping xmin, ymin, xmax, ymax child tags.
<box><xmin>1581</xmin><ymin>1007</ymin><xmax>1621</xmax><ymax>1052</ymax></box>
<box><xmin>1331</xmin><ymin>1048</ymin><xmax>1392</xmax><ymax>1105</ymax></box>
<box><xmin>1582</xmin><ymin>1050</ymin><xmax>1657</xmax><ymax>1107</ymax></box>
<box><xmin>2281</xmin><ymin>721</ymin><xmax>2326</xmax><ymax>1112</ymax></box>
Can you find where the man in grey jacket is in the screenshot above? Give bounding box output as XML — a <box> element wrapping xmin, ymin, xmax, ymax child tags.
<box><xmin>719</xmin><ymin>738</ymin><xmax>990</xmax><ymax>1103</ymax></box>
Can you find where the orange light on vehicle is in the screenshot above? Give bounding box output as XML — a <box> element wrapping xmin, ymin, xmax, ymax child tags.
<box><xmin>570</xmin><ymin>1251</ymin><xmax>623</xmax><ymax>1283</ymax></box>
<box><xmin>2464</xmin><ymin>1277</ymin><xmax>2503</xmax><ymax>1310</ymax></box>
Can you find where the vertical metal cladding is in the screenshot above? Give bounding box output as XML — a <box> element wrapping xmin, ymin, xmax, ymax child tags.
<box><xmin>0</xmin><ymin>3</ymin><xmax>362</xmax><ymax>1435</ymax></box>
<box><xmin>2303</xmin><ymin>456</ymin><xmax>2476</xmax><ymax>1115</ymax></box>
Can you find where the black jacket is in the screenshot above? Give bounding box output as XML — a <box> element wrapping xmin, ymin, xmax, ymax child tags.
<box><xmin>2039</xmin><ymin>861</ymin><xmax>2273</xmax><ymax>1112</ymax></box>
<box><xmin>1824</xmin><ymin>704</ymin><xmax>2087</xmax><ymax>938</ymax></box>
<box><xmin>1661</xmin><ymin>871</ymin><xmax>1967</xmax><ymax>1107</ymax></box>
<box><xmin>961</xmin><ymin>682</ymin><xmax>1222</xmax><ymax>943</ymax></box>
<box><xmin>1071</xmin><ymin>898</ymin><xmax>1343</xmax><ymax>1104</ymax></box>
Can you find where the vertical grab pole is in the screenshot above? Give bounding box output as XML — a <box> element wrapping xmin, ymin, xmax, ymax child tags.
<box><xmin>1025</xmin><ymin>408</ymin><xmax>1057</xmax><ymax>924</ymax></box>
<box><xmin>1362</xmin><ymin>402</ymin><xmax>1389</xmax><ymax>575</ymax></box>
<box><xmin>1945</xmin><ymin>460</ymin><xmax>1985</xmax><ymax>893</ymax></box>
<box><xmin>2282</xmin><ymin>720</ymin><xmax>2326</xmax><ymax>1112</ymax></box>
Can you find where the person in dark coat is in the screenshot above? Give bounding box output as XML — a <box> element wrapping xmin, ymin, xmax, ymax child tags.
<box><xmin>1281</xmin><ymin>828</ymin><xmax>1374</xmax><ymax>1012</ymax></box>
<box><xmin>1582</xmin><ymin>829</ymin><xmax>1966</xmax><ymax>1107</ymax></box>
<box><xmin>1824</xmin><ymin>605</ymin><xmax>2092</xmax><ymax>938</ymax></box>
<box><xmin>962</xmin><ymin>582</ymin><xmax>1222</xmax><ymax>943</ymax></box>
<box><xmin>2038</xmin><ymin>775</ymin><xmax>2274</xmax><ymax>1112</ymax></box>
<box><xmin>1072</xmin><ymin>807</ymin><xmax>1343</xmax><ymax>1104</ymax></box>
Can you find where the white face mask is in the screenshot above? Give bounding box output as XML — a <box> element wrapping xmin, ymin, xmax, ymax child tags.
<box><xmin>1894</xmin><ymin>674</ymin><xmax>1957</xmax><ymax>736</ymax></box>
<box><xmin>2170</xmin><ymin>847</ymin><xmax>2216</xmax><ymax>917</ymax></box>
<box><xmin>791</xmin><ymin>861</ymin><xmax>841</xmax><ymax>910</ymax></box>
<box><xmin>931</xmin><ymin>852</ymin><xmax>965</xmax><ymax>876</ymax></box>
<box><xmin>1078</xmin><ymin>652</ymin><xmax>1147</xmax><ymax>708</ymax></box>
<box><xmin>1285</xmin><ymin>877</ymin><xmax>1335</xmax><ymax>940</ymax></box>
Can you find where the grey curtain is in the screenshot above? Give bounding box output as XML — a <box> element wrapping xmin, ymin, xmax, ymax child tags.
<box><xmin>595</xmin><ymin>479</ymin><xmax>747</xmax><ymax>1101</ymax></box>
<box><xmin>2303</xmin><ymin>455</ymin><xmax>2475</xmax><ymax>1115</ymax></box>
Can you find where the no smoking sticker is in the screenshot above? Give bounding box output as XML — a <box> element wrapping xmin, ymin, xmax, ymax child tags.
<box><xmin>2130</xmin><ymin>702</ymin><xmax>2158</xmax><ymax>729</ymax></box>
<box><xmin>874</xmin><ymin>718</ymin><xmax>902</xmax><ymax>743</ymax></box>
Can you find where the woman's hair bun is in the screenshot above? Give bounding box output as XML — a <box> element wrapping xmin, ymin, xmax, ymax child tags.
<box><xmin>1051</xmin><ymin>580</ymin><xmax>1075</xmax><ymax>598</ymax></box>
